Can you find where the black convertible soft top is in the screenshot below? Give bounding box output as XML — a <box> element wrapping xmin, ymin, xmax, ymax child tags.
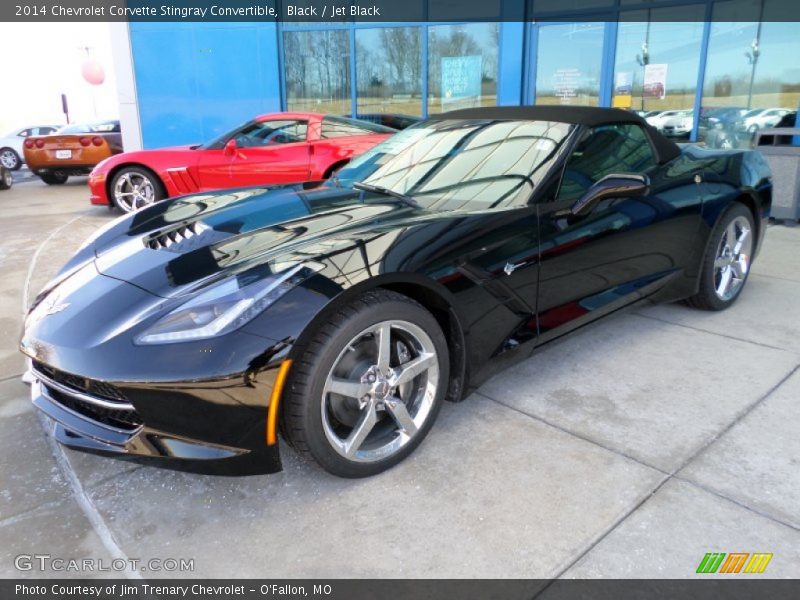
<box><xmin>433</xmin><ymin>105</ymin><xmax>681</xmax><ymax>165</ymax></box>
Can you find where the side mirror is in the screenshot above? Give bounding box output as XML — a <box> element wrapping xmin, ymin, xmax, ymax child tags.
<box><xmin>223</xmin><ymin>138</ymin><xmax>238</xmax><ymax>156</ymax></box>
<box><xmin>572</xmin><ymin>173</ymin><xmax>649</xmax><ymax>216</ymax></box>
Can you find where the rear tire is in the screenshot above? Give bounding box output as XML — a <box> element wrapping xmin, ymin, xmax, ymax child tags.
<box><xmin>40</xmin><ymin>172</ymin><xmax>68</xmax><ymax>185</ymax></box>
<box><xmin>282</xmin><ymin>289</ymin><xmax>449</xmax><ymax>478</ymax></box>
<box><xmin>685</xmin><ymin>203</ymin><xmax>755</xmax><ymax>311</ymax></box>
<box><xmin>0</xmin><ymin>148</ymin><xmax>21</xmax><ymax>171</ymax></box>
<box><xmin>0</xmin><ymin>167</ymin><xmax>12</xmax><ymax>190</ymax></box>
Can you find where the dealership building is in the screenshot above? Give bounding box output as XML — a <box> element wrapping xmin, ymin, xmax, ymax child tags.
<box><xmin>110</xmin><ymin>0</ymin><xmax>799</xmax><ymax>151</ymax></box>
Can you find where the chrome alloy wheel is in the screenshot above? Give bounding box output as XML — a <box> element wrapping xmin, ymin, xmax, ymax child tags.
<box><xmin>714</xmin><ymin>215</ymin><xmax>752</xmax><ymax>301</ymax></box>
<box><xmin>321</xmin><ymin>320</ymin><xmax>439</xmax><ymax>463</ymax></box>
<box><xmin>0</xmin><ymin>149</ymin><xmax>19</xmax><ymax>170</ymax></box>
<box><xmin>114</xmin><ymin>171</ymin><xmax>156</xmax><ymax>211</ymax></box>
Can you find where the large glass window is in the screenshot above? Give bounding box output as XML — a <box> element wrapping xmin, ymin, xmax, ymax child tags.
<box><xmin>427</xmin><ymin>23</ymin><xmax>499</xmax><ymax>115</ymax></box>
<box><xmin>356</xmin><ymin>27</ymin><xmax>423</xmax><ymax>118</ymax></box>
<box><xmin>284</xmin><ymin>30</ymin><xmax>351</xmax><ymax>114</ymax></box>
<box><xmin>534</xmin><ymin>22</ymin><xmax>605</xmax><ymax>107</ymax></box>
<box><xmin>699</xmin><ymin>0</ymin><xmax>800</xmax><ymax>148</ymax></box>
<box><xmin>613</xmin><ymin>6</ymin><xmax>705</xmax><ymax>139</ymax></box>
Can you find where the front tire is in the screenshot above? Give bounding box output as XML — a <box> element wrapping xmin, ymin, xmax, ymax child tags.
<box><xmin>282</xmin><ymin>290</ymin><xmax>449</xmax><ymax>478</ymax></box>
<box><xmin>40</xmin><ymin>172</ymin><xmax>68</xmax><ymax>185</ymax></box>
<box><xmin>0</xmin><ymin>148</ymin><xmax>21</xmax><ymax>171</ymax></box>
<box><xmin>110</xmin><ymin>166</ymin><xmax>165</xmax><ymax>212</ymax></box>
<box><xmin>685</xmin><ymin>203</ymin><xmax>755</xmax><ymax>311</ymax></box>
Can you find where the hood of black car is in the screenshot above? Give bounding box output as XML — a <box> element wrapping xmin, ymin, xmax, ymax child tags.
<box><xmin>92</xmin><ymin>184</ymin><xmax>453</xmax><ymax>298</ymax></box>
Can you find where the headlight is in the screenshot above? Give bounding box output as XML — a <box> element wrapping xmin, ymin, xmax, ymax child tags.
<box><xmin>136</xmin><ymin>264</ymin><xmax>310</xmax><ymax>345</ymax></box>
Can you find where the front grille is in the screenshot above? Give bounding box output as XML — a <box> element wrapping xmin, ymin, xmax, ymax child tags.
<box><xmin>33</xmin><ymin>361</ymin><xmax>127</xmax><ymax>403</ymax></box>
<box><xmin>46</xmin><ymin>386</ymin><xmax>143</xmax><ymax>430</ymax></box>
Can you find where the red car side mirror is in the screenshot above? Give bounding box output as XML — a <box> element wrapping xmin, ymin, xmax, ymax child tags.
<box><xmin>223</xmin><ymin>138</ymin><xmax>238</xmax><ymax>156</ymax></box>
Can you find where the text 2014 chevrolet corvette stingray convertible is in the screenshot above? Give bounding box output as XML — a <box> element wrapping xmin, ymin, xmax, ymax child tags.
<box><xmin>21</xmin><ymin>107</ymin><xmax>771</xmax><ymax>477</ymax></box>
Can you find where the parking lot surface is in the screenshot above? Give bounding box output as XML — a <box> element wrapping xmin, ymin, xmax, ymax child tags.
<box><xmin>1</xmin><ymin>177</ymin><xmax>798</xmax><ymax>578</ymax></box>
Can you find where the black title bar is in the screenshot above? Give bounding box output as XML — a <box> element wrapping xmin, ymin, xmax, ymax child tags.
<box><xmin>5</xmin><ymin>580</ymin><xmax>800</xmax><ymax>600</ymax></box>
<box><xmin>3</xmin><ymin>0</ymin><xmax>800</xmax><ymax>23</ymax></box>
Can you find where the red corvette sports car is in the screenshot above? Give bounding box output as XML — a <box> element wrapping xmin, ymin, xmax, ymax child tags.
<box><xmin>89</xmin><ymin>112</ymin><xmax>395</xmax><ymax>212</ymax></box>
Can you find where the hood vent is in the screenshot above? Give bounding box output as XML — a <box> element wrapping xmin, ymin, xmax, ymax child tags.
<box><xmin>145</xmin><ymin>221</ymin><xmax>226</xmax><ymax>253</ymax></box>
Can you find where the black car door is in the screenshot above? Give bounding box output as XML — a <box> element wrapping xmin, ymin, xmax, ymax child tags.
<box><xmin>535</xmin><ymin>122</ymin><xmax>701</xmax><ymax>344</ymax></box>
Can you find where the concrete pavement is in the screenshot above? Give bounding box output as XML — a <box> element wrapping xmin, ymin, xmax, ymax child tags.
<box><xmin>0</xmin><ymin>179</ymin><xmax>798</xmax><ymax>578</ymax></box>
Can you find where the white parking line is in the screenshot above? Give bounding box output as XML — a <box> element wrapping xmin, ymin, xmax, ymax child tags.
<box><xmin>21</xmin><ymin>215</ymin><xmax>84</xmax><ymax>312</ymax></box>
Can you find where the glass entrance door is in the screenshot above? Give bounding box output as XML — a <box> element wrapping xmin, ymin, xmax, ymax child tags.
<box><xmin>530</xmin><ymin>21</ymin><xmax>608</xmax><ymax>107</ymax></box>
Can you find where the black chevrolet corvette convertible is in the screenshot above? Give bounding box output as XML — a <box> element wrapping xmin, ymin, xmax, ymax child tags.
<box><xmin>21</xmin><ymin>107</ymin><xmax>771</xmax><ymax>477</ymax></box>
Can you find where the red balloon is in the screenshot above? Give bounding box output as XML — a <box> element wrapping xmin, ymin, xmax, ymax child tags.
<box><xmin>81</xmin><ymin>60</ymin><xmax>105</xmax><ymax>85</ymax></box>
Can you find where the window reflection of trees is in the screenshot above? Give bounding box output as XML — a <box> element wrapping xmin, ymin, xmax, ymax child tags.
<box><xmin>284</xmin><ymin>30</ymin><xmax>350</xmax><ymax>113</ymax></box>
<box><xmin>356</xmin><ymin>28</ymin><xmax>422</xmax><ymax>116</ymax></box>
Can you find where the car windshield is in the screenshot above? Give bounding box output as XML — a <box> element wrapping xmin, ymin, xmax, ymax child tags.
<box><xmin>57</xmin><ymin>120</ymin><xmax>120</xmax><ymax>134</ymax></box>
<box><xmin>203</xmin><ymin>119</ymin><xmax>263</xmax><ymax>150</ymax></box>
<box><xmin>333</xmin><ymin>119</ymin><xmax>574</xmax><ymax>211</ymax></box>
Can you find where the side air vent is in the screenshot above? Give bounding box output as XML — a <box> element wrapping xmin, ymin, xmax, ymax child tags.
<box><xmin>145</xmin><ymin>221</ymin><xmax>226</xmax><ymax>253</ymax></box>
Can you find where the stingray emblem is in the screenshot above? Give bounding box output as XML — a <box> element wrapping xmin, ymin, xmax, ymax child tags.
<box><xmin>504</xmin><ymin>261</ymin><xmax>526</xmax><ymax>276</ymax></box>
<box><xmin>42</xmin><ymin>298</ymin><xmax>70</xmax><ymax>316</ymax></box>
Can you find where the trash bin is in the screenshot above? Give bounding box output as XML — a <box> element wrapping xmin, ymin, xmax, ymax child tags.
<box><xmin>756</xmin><ymin>127</ymin><xmax>800</xmax><ymax>221</ymax></box>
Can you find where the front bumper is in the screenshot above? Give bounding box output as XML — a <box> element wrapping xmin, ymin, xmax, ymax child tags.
<box><xmin>88</xmin><ymin>172</ymin><xmax>109</xmax><ymax>205</ymax></box>
<box><xmin>28</xmin><ymin>361</ymin><xmax>283</xmax><ymax>475</ymax></box>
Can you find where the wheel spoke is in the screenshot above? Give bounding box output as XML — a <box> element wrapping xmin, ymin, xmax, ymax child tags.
<box><xmin>343</xmin><ymin>402</ymin><xmax>377</xmax><ymax>457</ymax></box>
<box><xmin>391</xmin><ymin>353</ymin><xmax>436</xmax><ymax>387</ymax></box>
<box><xmin>375</xmin><ymin>322</ymin><xmax>392</xmax><ymax>374</ymax></box>
<box><xmin>731</xmin><ymin>254</ymin><xmax>750</xmax><ymax>280</ymax></box>
<box><xmin>327</xmin><ymin>377</ymin><xmax>369</xmax><ymax>400</ymax></box>
<box><xmin>733</xmin><ymin>228</ymin><xmax>750</xmax><ymax>255</ymax></box>
<box><xmin>383</xmin><ymin>398</ymin><xmax>418</xmax><ymax>436</ymax></box>
<box><xmin>716</xmin><ymin>266</ymin><xmax>733</xmax><ymax>297</ymax></box>
<box><xmin>726</xmin><ymin>222</ymin><xmax>737</xmax><ymax>247</ymax></box>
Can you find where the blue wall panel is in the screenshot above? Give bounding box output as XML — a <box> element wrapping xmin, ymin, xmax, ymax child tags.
<box><xmin>130</xmin><ymin>23</ymin><xmax>281</xmax><ymax>149</ymax></box>
<box><xmin>497</xmin><ymin>22</ymin><xmax>525</xmax><ymax>106</ymax></box>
